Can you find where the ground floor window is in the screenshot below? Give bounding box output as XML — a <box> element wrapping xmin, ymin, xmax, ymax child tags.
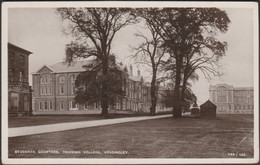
<box><xmin>44</xmin><ymin>102</ymin><xmax>48</xmax><ymax>110</ymax></box>
<box><xmin>70</xmin><ymin>100</ymin><xmax>78</xmax><ymax>110</ymax></box>
<box><xmin>116</xmin><ymin>100</ymin><xmax>120</xmax><ymax>110</ymax></box>
<box><xmin>60</xmin><ymin>102</ymin><xmax>64</xmax><ymax>110</ymax></box>
<box><xmin>49</xmin><ymin>102</ymin><xmax>53</xmax><ymax>110</ymax></box>
<box><xmin>39</xmin><ymin>102</ymin><xmax>43</xmax><ymax>111</ymax></box>
<box><xmin>84</xmin><ymin>102</ymin><xmax>88</xmax><ymax>110</ymax></box>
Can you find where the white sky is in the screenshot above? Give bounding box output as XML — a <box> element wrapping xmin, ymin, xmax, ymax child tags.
<box><xmin>8</xmin><ymin>8</ymin><xmax>255</xmax><ymax>104</ymax></box>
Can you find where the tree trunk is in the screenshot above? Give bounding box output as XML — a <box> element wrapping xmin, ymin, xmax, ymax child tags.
<box><xmin>101</xmin><ymin>60</ymin><xmax>109</xmax><ymax>117</ymax></box>
<box><xmin>150</xmin><ymin>72</ymin><xmax>157</xmax><ymax>116</ymax></box>
<box><xmin>180</xmin><ymin>71</ymin><xmax>188</xmax><ymax>112</ymax></box>
<box><xmin>173</xmin><ymin>56</ymin><xmax>183</xmax><ymax>118</ymax></box>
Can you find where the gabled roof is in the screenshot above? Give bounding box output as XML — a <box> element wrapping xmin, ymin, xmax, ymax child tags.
<box><xmin>49</xmin><ymin>60</ymin><xmax>92</xmax><ymax>73</ymax></box>
<box><xmin>8</xmin><ymin>42</ymin><xmax>32</xmax><ymax>55</ymax></box>
<box><xmin>200</xmin><ymin>100</ymin><xmax>216</xmax><ymax>108</ymax></box>
<box><xmin>129</xmin><ymin>75</ymin><xmax>142</xmax><ymax>82</ymax></box>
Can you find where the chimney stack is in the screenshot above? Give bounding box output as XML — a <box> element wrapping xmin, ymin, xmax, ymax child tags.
<box><xmin>137</xmin><ymin>69</ymin><xmax>140</xmax><ymax>76</ymax></box>
<box><xmin>129</xmin><ymin>65</ymin><xmax>133</xmax><ymax>76</ymax></box>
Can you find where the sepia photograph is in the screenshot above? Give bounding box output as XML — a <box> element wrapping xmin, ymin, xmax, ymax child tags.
<box><xmin>1</xmin><ymin>1</ymin><xmax>259</xmax><ymax>164</ymax></box>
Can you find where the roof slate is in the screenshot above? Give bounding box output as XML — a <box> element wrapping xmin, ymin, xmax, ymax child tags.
<box><xmin>49</xmin><ymin>60</ymin><xmax>91</xmax><ymax>73</ymax></box>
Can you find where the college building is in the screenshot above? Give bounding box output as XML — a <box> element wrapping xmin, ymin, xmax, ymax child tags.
<box><xmin>209</xmin><ymin>84</ymin><xmax>254</xmax><ymax>114</ymax></box>
<box><xmin>32</xmin><ymin>60</ymin><xmax>169</xmax><ymax>115</ymax></box>
<box><xmin>8</xmin><ymin>43</ymin><xmax>33</xmax><ymax>116</ymax></box>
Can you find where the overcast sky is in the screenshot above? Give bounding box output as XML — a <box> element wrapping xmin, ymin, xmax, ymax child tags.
<box><xmin>8</xmin><ymin>7</ymin><xmax>255</xmax><ymax>104</ymax></box>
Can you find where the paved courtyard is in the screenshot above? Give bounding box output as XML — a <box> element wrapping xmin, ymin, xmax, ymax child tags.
<box><xmin>8</xmin><ymin>114</ymin><xmax>254</xmax><ymax>158</ymax></box>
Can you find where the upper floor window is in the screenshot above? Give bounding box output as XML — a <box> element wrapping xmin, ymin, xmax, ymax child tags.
<box><xmin>48</xmin><ymin>77</ymin><xmax>52</xmax><ymax>84</ymax></box>
<box><xmin>19</xmin><ymin>71</ymin><xmax>23</xmax><ymax>82</ymax></box>
<box><xmin>59</xmin><ymin>76</ymin><xmax>65</xmax><ymax>83</ymax></box>
<box><xmin>19</xmin><ymin>55</ymin><xmax>24</xmax><ymax>64</ymax></box>
<box><xmin>60</xmin><ymin>86</ymin><xmax>64</xmax><ymax>95</ymax></box>
<box><xmin>41</xmin><ymin>77</ymin><xmax>44</xmax><ymax>84</ymax></box>
<box><xmin>71</xmin><ymin>76</ymin><xmax>76</xmax><ymax>83</ymax></box>
<box><xmin>72</xmin><ymin>86</ymin><xmax>76</xmax><ymax>95</ymax></box>
<box><xmin>9</xmin><ymin>69</ymin><xmax>14</xmax><ymax>81</ymax></box>
<box><xmin>41</xmin><ymin>75</ymin><xmax>52</xmax><ymax>84</ymax></box>
<box><xmin>9</xmin><ymin>51</ymin><xmax>15</xmax><ymax>62</ymax></box>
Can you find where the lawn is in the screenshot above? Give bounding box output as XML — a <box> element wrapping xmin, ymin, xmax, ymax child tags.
<box><xmin>8</xmin><ymin>114</ymin><xmax>254</xmax><ymax>158</ymax></box>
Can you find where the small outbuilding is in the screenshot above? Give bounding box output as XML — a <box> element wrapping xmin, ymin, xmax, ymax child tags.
<box><xmin>190</xmin><ymin>102</ymin><xmax>200</xmax><ymax>115</ymax></box>
<box><xmin>200</xmin><ymin>100</ymin><xmax>217</xmax><ymax>118</ymax></box>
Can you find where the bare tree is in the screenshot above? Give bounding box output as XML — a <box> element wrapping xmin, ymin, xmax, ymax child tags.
<box><xmin>132</xmin><ymin>23</ymin><xmax>167</xmax><ymax>116</ymax></box>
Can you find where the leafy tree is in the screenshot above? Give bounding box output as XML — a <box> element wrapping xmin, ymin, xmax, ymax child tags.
<box><xmin>56</xmin><ymin>8</ymin><xmax>137</xmax><ymax>117</ymax></box>
<box><xmin>141</xmin><ymin>8</ymin><xmax>230</xmax><ymax>117</ymax></box>
<box><xmin>74</xmin><ymin>56</ymin><xmax>126</xmax><ymax>110</ymax></box>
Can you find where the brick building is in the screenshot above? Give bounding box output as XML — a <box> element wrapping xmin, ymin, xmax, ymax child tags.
<box><xmin>32</xmin><ymin>60</ymin><xmax>169</xmax><ymax>115</ymax></box>
<box><xmin>209</xmin><ymin>84</ymin><xmax>254</xmax><ymax>114</ymax></box>
<box><xmin>8</xmin><ymin>43</ymin><xmax>33</xmax><ymax>116</ymax></box>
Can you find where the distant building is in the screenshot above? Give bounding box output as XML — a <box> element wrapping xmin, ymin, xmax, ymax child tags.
<box><xmin>32</xmin><ymin>61</ymin><xmax>169</xmax><ymax>115</ymax></box>
<box><xmin>209</xmin><ymin>84</ymin><xmax>254</xmax><ymax>114</ymax></box>
<box><xmin>8</xmin><ymin>43</ymin><xmax>33</xmax><ymax>116</ymax></box>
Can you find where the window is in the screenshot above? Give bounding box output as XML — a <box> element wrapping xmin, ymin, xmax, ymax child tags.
<box><xmin>49</xmin><ymin>102</ymin><xmax>53</xmax><ymax>110</ymax></box>
<box><xmin>71</xmin><ymin>76</ymin><xmax>76</xmax><ymax>83</ymax></box>
<box><xmin>48</xmin><ymin>77</ymin><xmax>52</xmax><ymax>83</ymax></box>
<box><xmin>84</xmin><ymin>102</ymin><xmax>88</xmax><ymax>110</ymax></box>
<box><xmin>45</xmin><ymin>87</ymin><xmax>48</xmax><ymax>95</ymax></box>
<box><xmin>9</xmin><ymin>69</ymin><xmax>14</xmax><ymax>81</ymax></box>
<box><xmin>116</xmin><ymin>100</ymin><xmax>120</xmax><ymax>109</ymax></box>
<box><xmin>44</xmin><ymin>77</ymin><xmax>47</xmax><ymax>84</ymax></box>
<box><xmin>49</xmin><ymin>87</ymin><xmax>52</xmax><ymax>95</ymax></box>
<box><xmin>41</xmin><ymin>87</ymin><xmax>44</xmax><ymax>95</ymax></box>
<box><xmin>19</xmin><ymin>71</ymin><xmax>23</xmax><ymax>82</ymax></box>
<box><xmin>60</xmin><ymin>86</ymin><xmax>64</xmax><ymax>95</ymax></box>
<box><xmin>59</xmin><ymin>76</ymin><xmax>65</xmax><ymax>83</ymax></box>
<box><xmin>19</xmin><ymin>55</ymin><xmax>24</xmax><ymax>63</ymax></box>
<box><xmin>39</xmin><ymin>102</ymin><xmax>43</xmax><ymax>111</ymax></box>
<box><xmin>9</xmin><ymin>51</ymin><xmax>15</xmax><ymax>61</ymax></box>
<box><xmin>70</xmin><ymin>100</ymin><xmax>78</xmax><ymax>110</ymax></box>
<box><xmin>234</xmin><ymin>105</ymin><xmax>237</xmax><ymax>110</ymax></box>
<box><xmin>41</xmin><ymin>77</ymin><xmax>44</xmax><ymax>84</ymax></box>
<box><xmin>72</xmin><ymin>86</ymin><xmax>76</xmax><ymax>95</ymax></box>
<box><xmin>60</xmin><ymin>102</ymin><xmax>64</xmax><ymax>110</ymax></box>
<box><xmin>94</xmin><ymin>102</ymin><xmax>98</xmax><ymax>109</ymax></box>
<box><xmin>44</xmin><ymin>102</ymin><xmax>48</xmax><ymax>110</ymax></box>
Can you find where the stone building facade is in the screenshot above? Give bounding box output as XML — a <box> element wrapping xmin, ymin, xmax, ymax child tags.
<box><xmin>209</xmin><ymin>84</ymin><xmax>254</xmax><ymax>114</ymax></box>
<box><xmin>8</xmin><ymin>43</ymin><xmax>33</xmax><ymax>116</ymax></box>
<box><xmin>32</xmin><ymin>61</ymin><xmax>169</xmax><ymax>115</ymax></box>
